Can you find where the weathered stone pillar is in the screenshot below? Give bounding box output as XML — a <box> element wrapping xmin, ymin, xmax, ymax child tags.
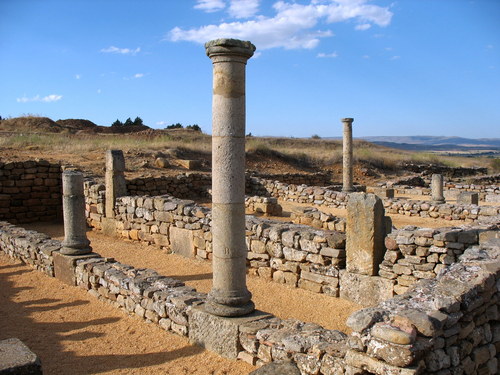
<box><xmin>342</xmin><ymin>117</ymin><xmax>354</xmax><ymax>192</ymax></box>
<box><xmin>60</xmin><ymin>171</ymin><xmax>92</xmax><ymax>255</ymax></box>
<box><xmin>205</xmin><ymin>38</ymin><xmax>255</xmax><ymax>317</ymax></box>
<box><xmin>346</xmin><ymin>193</ymin><xmax>385</xmax><ymax>275</ymax></box>
<box><xmin>431</xmin><ymin>174</ymin><xmax>445</xmax><ymax>203</ymax></box>
<box><xmin>105</xmin><ymin>150</ymin><xmax>126</xmax><ymax>218</ymax></box>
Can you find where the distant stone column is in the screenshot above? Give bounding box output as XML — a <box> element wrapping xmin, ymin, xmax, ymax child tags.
<box><xmin>205</xmin><ymin>38</ymin><xmax>256</xmax><ymax>317</ymax></box>
<box><xmin>105</xmin><ymin>150</ymin><xmax>127</xmax><ymax>218</ymax></box>
<box><xmin>61</xmin><ymin>171</ymin><xmax>92</xmax><ymax>255</ymax></box>
<box><xmin>342</xmin><ymin>118</ymin><xmax>354</xmax><ymax>192</ymax></box>
<box><xmin>431</xmin><ymin>174</ymin><xmax>445</xmax><ymax>203</ymax></box>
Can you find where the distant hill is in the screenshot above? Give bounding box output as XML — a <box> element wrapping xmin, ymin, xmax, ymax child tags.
<box><xmin>0</xmin><ymin>116</ymin><xmax>151</xmax><ymax>134</ymax></box>
<box><xmin>360</xmin><ymin>136</ymin><xmax>500</xmax><ymax>152</ymax></box>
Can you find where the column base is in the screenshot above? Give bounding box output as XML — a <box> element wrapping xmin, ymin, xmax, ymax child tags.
<box><xmin>204</xmin><ymin>300</ymin><xmax>255</xmax><ymax>317</ymax></box>
<box><xmin>432</xmin><ymin>199</ymin><xmax>445</xmax><ymax>204</ymax></box>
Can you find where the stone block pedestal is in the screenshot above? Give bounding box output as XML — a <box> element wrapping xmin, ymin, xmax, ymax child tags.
<box><xmin>53</xmin><ymin>251</ymin><xmax>99</xmax><ymax>286</ymax></box>
<box><xmin>188</xmin><ymin>306</ymin><xmax>271</xmax><ymax>359</ymax></box>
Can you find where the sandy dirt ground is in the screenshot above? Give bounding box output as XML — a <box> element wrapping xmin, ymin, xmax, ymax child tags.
<box><xmin>1</xmin><ymin>222</ymin><xmax>362</xmax><ymax>375</ymax></box>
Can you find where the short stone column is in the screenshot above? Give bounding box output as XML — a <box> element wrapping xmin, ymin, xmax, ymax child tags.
<box><xmin>105</xmin><ymin>150</ymin><xmax>127</xmax><ymax>218</ymax></box>
<box><xmin>342</xmin><ymin>117</ymin><xmax>354</xmax><ymax>192</ymax></box>
<box><xmin>431</xmin><ymin>174</ymin><xmax>445</xmax><ymax>203</ymax></box>
<box><xmin>60</xmin><ymin>171</ymin><xmax>92</xmax><ymax>255</ymax></box>
<box><xmin>205</xmin><ymin>38</ymin><xmax>255</xmax><ymax>317</ymax></box>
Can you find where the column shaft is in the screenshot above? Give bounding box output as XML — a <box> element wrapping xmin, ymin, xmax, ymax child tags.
<box><xmin>342</xmin><ymin>118</ymin><xmax>354</xmax><ymax>192</ymax></box>
<box><xmin>205</xmin><ymin>38</ymin><xmax>255</xmax><ymax>317</ymax></box>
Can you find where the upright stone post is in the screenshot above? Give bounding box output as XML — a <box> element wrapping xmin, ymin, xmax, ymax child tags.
<box><xmin>105</xmin><ymin>150</ymin><xmax>126</xmax><ymax>218</ymax></box>
<box><xmin>431</xmin><ymin>174</ymin><xmax>445</xmax><ymax>203</ymax></box>
<box><xmin>346</xmin><ymin>193</ymin><xmax>385</xmax><ymax>276</ymax></box>
<box><xmin>342</xmin><ymin>117</ymin><xmax>354</xmax><ymax>192</ymax></box>
<box><xmin>205</xmin><ymin>38</ymin><xmax>255</xmax><ymax>317</ymax></box>
<box><xmin>60</xmin><ymin>171</ymin><xmax>92</xmax><ymax>255</ymax></box>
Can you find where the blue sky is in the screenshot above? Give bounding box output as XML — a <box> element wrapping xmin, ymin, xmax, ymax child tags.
<box><xmin>1</xmin><ymin>0</ymin><xmax>499</xmax><ymax>138</ymax></box>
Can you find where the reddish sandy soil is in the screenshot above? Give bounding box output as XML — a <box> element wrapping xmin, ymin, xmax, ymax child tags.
<box><xmin>1</xmin><ymin>222</ymin><xmax>362</xmax><ymax>375</ymax></box>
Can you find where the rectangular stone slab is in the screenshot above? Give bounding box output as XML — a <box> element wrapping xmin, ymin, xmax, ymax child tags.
<box><xmin>0</xmin><ymin>338</ymin><xmax>43</xmax><ymax>374</ymax></box>
<box><xmin>53</xmin><ymin>251</ymin><xmax>99</xmax><ymax>286</ymax></box>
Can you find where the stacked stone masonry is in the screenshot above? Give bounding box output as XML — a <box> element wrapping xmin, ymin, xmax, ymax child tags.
<box><xmin>1</xmin><ymin>221</ymin><xmax>498</xmax><ymax>374</ymax></box>
<box><xmin>86</xmin><ymin>193</ymin><xmax>347</xmax><ymax>297</ymax></box>
<box><xmin>0</xmin><ymin>160</ymin><xmax>62</xmax><ymax>224</ymax></box>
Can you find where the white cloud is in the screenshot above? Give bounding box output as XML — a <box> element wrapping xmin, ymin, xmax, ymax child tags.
<box><xmin>16</xmin><ymin>94</ymin><xmax>62</xmax><ymax>103</ymax></box>
<box><xmin>97</xmin><ymin>89</ymin><xmax>102</xmax><ymax>94</ymax></box>
<box><xmin>355</xmin><ymin>23</ymin><xmax>371</xmax><ymax>31</ymax></box>
<box><xmin>156</xmin><ymin>121</ymin><xmax>168</xmax><ymax>126</ymax></box>
<box><xmin>486</xmin><ymin>44</ymin><xmax>494</xmax><ymax>49</ymax></box>
<box><xmin>134</xmin><ymin>73</ymin><xmax>145</xmax><ymax>78</ymax></box>
<box><xmin>229</xmin><ymin>0</ymin><xmax>260</xmax><ymax>18</ymax></box>
<box><xmin>390</xmin><ymin>55</ymin><xmax>400</xmax><ymax>60</ymax></box>
<box><xmin>317</xmin><ymin>51</ymin><xmax>338</xmax><ymax>58</ymax></box>
<box><xmin>169</xmin><ymin>0</ymin><xmax>392</xmax><ymax>50</ymax></box>
<box><xmin>75</xmin><ymin>74</ymin><xmax>81</xmax><ymax>79</ymax></box>
<box><xmin>194</xmin><ymin>0</ymin><xmax>225</xmax><ymax>12</ymax></box>
<box><xmin>101</xmin><ymin>46</ymin><xmax>141</xmax><ymax>55</ymax></box>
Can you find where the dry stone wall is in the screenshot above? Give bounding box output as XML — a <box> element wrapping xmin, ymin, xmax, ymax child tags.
<box><xmin>85</xmin><ymin>194</ymin><xmax>347</xmax><ymax>297</ymax></box>
<box><xmin>0</xmin><ymin>160</ymin><xmax>62</xmax><ymax>224</ymax></box>
<box><xmin>380</xmin><ymin>225</ymin><xmax>498</xmax><ymax>295</ymax></box>
<box><xmin>1</xmin><ymin>221</ymin><xmax>498</xmax><ymax>374</ymax></box>
<box><xmin>248</xmin><ymin>172</ymin><xmax>333</xmax><ymax>186</ymax></box>
<box><xmin>126</xmin><ymin>174</ymin><xmax>211</xmax><ymax>198</ymax></box>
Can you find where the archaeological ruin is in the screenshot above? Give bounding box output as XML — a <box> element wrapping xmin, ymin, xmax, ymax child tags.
<box><xmin>1</xmin><ymin>38</ymin><xmax>499</xmax><ymax>374</ymax></box>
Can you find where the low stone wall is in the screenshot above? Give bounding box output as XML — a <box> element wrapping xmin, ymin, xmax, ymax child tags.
<box><xmin>86</xmin><ymin>194</ymin><xmax>347</xmax><ymax>297</ymax></box>
<box><xmin>383</xmin><ymin>199</ymin><xmax>500</xmax><ymax>223</ymax></box>
<box><xmin>248</xmin><ymin>172</ymin><xmax>333</xmax><ymax>187</ymax></box>
<box><xmin>0</xmin><ymin>160</ymin><xmax>62</xmax><ymax>224</ymax></box>
<box><xmin>346</xmin><ymin>239</ymin><xmax>499</xmax><ymax>374</ymax></box>
<box><xmin>290</xmin><ymin>206</ymin><xmax>346</xmax><ymax>232</ymax></box>
<box><xmin>0</xmin><ymin>221</ymin><xmax>59</xmax><ymax>276</ymax></box>
<box><xmin>245</xmin><ymin>196</ymin><xmax>283</xmax><ymax>216</ymax></box>
<box><xmin>126</xmin><ymin>173</ymin><xmax>211</xmax><ymax>198</ymax></box>
<box><xmin>1</xmin><ymin>221</ymin><xmax>498</xmax><ymax>374</ymax></box>
<box><xmin>380</xmin><ymin>225</ymin><xmax>498</xmax><ymax>295</ymax></box>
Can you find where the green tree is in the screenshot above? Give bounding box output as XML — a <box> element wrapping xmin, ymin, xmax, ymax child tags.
<box><xmin>133</xmin><ymin>116</ymin><xmax>144</xmax><ymax>126</ymax></box>
<box><xmin>166</xmin><ymin>123</ymin><xmax>183</xmax><ymax>129</ymax></box>
<box><xmin>186</xmin><ymin>124</ymin><xmax>201</xmax><ymax>132</ymax></box>
<box><xmin>111</xmin><ymin>119</ymin><xmax>123</xmax><ymax>127</ymax></box>
<box><xmin>124</xmin><ymin>117</ymin><xmax>133</xmax><ymax>126</ymax></box>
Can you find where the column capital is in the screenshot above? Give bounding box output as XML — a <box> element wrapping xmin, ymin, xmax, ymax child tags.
<box><xmin>341</xmin><ymin>118</ymin><xmax>354</xmax><ymax>124</ymax></box>
<box><xmin>205</xmin><ymin>38</ymin><xmax>256</xmax><ymax>61</ymax></box>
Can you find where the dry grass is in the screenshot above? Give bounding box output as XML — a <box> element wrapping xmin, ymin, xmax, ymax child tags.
<box><xmin>0</xmin><ymin>128</ymin><xmax>493</xmax><ymax>172</ymax></box>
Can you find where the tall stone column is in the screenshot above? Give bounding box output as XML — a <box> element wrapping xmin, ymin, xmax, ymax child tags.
<box><xmin>105</xmin><ymin>150</ymin><xmax>126</xmax><ymax>218</ymax></box>
<box><xmin>61</xmin><ymin>171</ymin><xmax>92</xmax><ymax>255</ymax></box>
<box><xmin>431</xmin><ymin>174</ymin><xmax>445</xmax><ymax>203</ymax></box>
<box><xmin>342</xmin><ymin>118</ymin><xmax>354</xmax><ymax>192</ymax></box>
<box><xmin>205</xmin><ymin>38</ymin><xmax>255</xmax><ymax>317</ymax></box>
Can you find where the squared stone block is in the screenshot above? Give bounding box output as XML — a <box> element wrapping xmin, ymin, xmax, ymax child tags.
<box><xmin>339</xmin><ymin>271</ymin><xmax>394</xmax><ymax>307</ymax></box>
<box><xmin>0</xmin><ymin>338</ymin><xmax>42</xmax><ymax>374</ymax></box>
<box><xmin>457</xmin><ymin>192</ymin><xmax>479</xmax><ymax>205</ymax></box>
<box><xmin>101</xmin><ymin>217</ymin><xmax>117</xmax><ymax>237</ymax></box>
<box><xmin>170</xmin><ymin>226</ymin><xmax>195</xmax><ymax>258</ymax></box>
<box><xmin>53</xmin><ymin>251</ymin><xmax>99</xmax><ymax>286</ymax></box>
<box><xmin>178</xmin><ymin>159</ymin><xmax>201</xmax><ymax>170</ymax></box>
<box><xmin>188</xmin><ymin>306</ymin><xmax>271</xmax><ymax>359</ymax></box>
<box><xmin>373</xmin><ymin>188</ymin><xmax>394</xmax><ymax>199</ymax></box>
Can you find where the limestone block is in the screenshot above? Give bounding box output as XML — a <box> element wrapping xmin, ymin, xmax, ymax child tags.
<box><xmin>170</xmin><ymin>226</ymin><xmax>195</xmax><ymax>258</ymax></box>
<box><xmin>0</xmin><ymin>338</ymin><xmax>42</xmax><ymax>375</ymax></box>
<box><xmin>188</xmin><ymin>306</ymin><xmax>270</xmax><ymax>359</ymax></box>
<box><xmin>457</xmin><ymin>192</ymin><xmax>479</xmax><ymax>205</ymax></box>
<box><xmin>53</xmin><ymin>251</ymin><xmax>99</xmax><ymax>286</ymax></box>
<box><xmin>344</xmin><ymin>350</ymin><xmax>422</xmax><ymax>375</ymax></box>
<box><xmin>340</xmin><ymin>271</ymin><xmax>394</xmax><ymax>307</ymax></box>
<box><xmin>177</xmin><ymin>159</ymin><xmax>202</xmax><ymax>170</ymax></box>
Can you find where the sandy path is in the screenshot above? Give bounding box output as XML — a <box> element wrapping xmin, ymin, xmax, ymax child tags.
<box><xmin>0</xmin><ymin>253</ymin><xmax>253</xmax><ymax>375</ymax></box>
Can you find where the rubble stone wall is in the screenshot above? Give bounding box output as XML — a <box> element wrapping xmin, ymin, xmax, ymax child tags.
<box><xmin>380</xmin><ymin>225</ymin><xmax>498</xmax><ymax>296</ymax></box>
<box><xmin>85</xmin><ymin>194</ymin><xmax>347</xmax><ymax>297</ymax></box>
<box><xmin>0</xmin><ymin>160</ymin><xmax>62</xmax><ymax>224</ymax></box>
<box><xmin>126</xmin><ymin>174</ymin><xmax>211</xmax><ymax>198</ymax></box>
<box><xmin>248</xmin><ymin>172</ymin><xmax>333</xmax><ymax>186</ymax></box>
